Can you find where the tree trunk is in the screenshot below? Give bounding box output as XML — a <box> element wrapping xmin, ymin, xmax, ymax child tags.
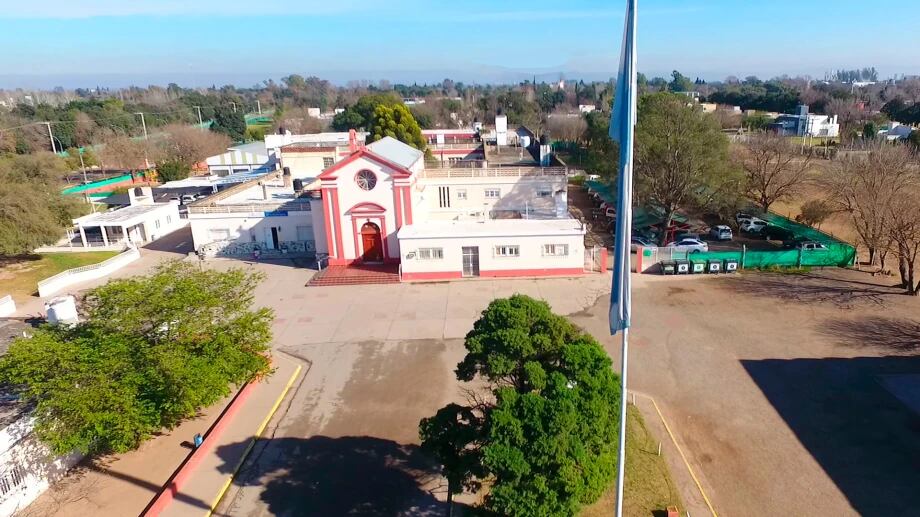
<box><xmin>446</xmin><ymin>484</ymin><xmax>454</xmax><ymax>517</ymax></box>
<box><xmin>867</xmin><ymin>246</ymin><xmax>876</xmax><ymax>267</ymax></box>
<box><xmin>658</xmin><ymin>210</ymin><xmax>675</xmax><ymax>246</ymax></box>
<box><xmin>761</xmin><ymin>199</ymin><xmax>770</xmax><ymax>214</ymax></box>
<box><xmin>899</xmin><ymin>256</ymin><xmax>909</xmax><ymax>288</ymax></box>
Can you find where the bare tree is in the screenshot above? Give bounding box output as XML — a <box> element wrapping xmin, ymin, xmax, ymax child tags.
<box><xmin>158</xmin><ymin>124</ymin><xmax>230</xmax><ymax>168</ymax></box>
<box><xmin>823</xmin><ymin>143</ymin><xmax>917</xmax><ymax>266</ymax></box>
<box><xmin>98</xmin><ymin>133</ymin><xmax>151</xmax><ymax>171</ymax></box>
<box><xmin>886</xmin><ymin>190</ymin><xmax>920</xmax><ymax>294</ymax></box>
<box><xmin>545</xmin><ymin>111</ymin><xmax>587</xmax><ymax>142</ymax></box>
<box><xmin>739</xmin><ymin>133</ymin><xmax>812</xmax><ymax>212</ymax></box>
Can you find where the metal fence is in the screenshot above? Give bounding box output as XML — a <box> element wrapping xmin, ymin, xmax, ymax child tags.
<box><xmin>640</xmin><ymin>243</ymin><xmax>856</xmax><ymax>272</ymax></box>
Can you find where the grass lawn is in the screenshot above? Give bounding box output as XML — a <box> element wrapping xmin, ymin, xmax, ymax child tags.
<box><xmin>581</xmin><ymin>404</ymin><xmax>683</xmax><ymax>517</ymax></box>
<box><xmin>0</xmin><ymin>251</ymin><xmax>120</xmax><ymax>300</ymax></box>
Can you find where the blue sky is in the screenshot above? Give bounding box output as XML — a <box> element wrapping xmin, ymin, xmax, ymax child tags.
<box><xmin>1</xmin><ymin>0</ymin><xmax>918</xmax><ymax>88</ymax></box>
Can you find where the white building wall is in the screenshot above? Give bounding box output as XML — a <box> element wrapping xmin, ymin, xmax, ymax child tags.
<box><xmin>281</xmin><ymin>151</ymin><xmax>339</xmax><ymax>179</ymax></box>
<box><xmin>189</xmin><ymin>210</ymin><xmax>315</xmax><ymax>255</ymax></box>
<box><xmin>399</xmin><ymin>232</ymin><xmax>585</xmax><ymax>279</ymax></box>
<box><xmin>310</xmin><ymin>198</ymin><xmax>328</xmax><ymax>255</ymax></box>
<box><xmin>140</xmin><ymin>204</ymin><xmax>184</xmax><ymax>242</ymax></box>
<box><xmin>418</xmin><ymin>176</ymin><xmax>566</xmax><ymax>220</ymax></box>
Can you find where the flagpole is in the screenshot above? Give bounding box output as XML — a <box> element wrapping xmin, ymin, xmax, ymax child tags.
<box><xmin>614</xmin><ymin>327</ymin><xmax>629</xmax><ymax>517</ymax></box>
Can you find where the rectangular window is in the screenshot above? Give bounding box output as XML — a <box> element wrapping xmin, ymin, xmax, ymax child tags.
<box><xmin>537</xmin><ymin>190</ymin><xmax>553</xmax><ymax>198</ymax></box>
<box><xmin>166</xmin><ymin>215</ymin><xmax>172</xmax><ymax>224</ymax></box>
<box><xmin>494</xmin><ymin>245</ymin><xmax>520</xmax><ymax>257</ymax></box>
<box><xmin>485</xmin><ymin>188</ymin><xmax>501</xmax><ymax>199</ymax></box>
<box><xmin>296</xmin><ymin>226</ymin><xmax>312</xmax><ymax>242</ymax></box>
<box><xmin>323</xmin><ymin>157</ymin><xmax>334</xmax><ymax>168</ymax></box>
<box><xmin>438</xmin><ymin>186</ymin><xmax>451</xmax><ymax>208</ymax></box>
<box><xmin>456</xmin><ymin>189</ymin><xmax>467</xmax><ymax>200</ymax></box>
<box><xmin>418</xmin><ymin>247</ymin><xmax>444</xmax><ymax>260</ymax></box>
<box><xmin>542</xmin><ymin>244</ymin><xmax>569</xmax><ymax>256</ymax></box>
<box><xmin>154</xmin><ymin>219</ymin><xmax>161</xmax><ymax>229</ymax></box>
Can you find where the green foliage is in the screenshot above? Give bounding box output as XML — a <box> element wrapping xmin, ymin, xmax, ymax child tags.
<box><xmin>908</xmin><ymin>130</ymin><xmax>920</xmax><ymax>150</ymax></box>
<box><xmin>742</xmin><ymin>112</ymin><xmax>775</xmax><ymax>130</ymax></box>
<box><xmin>708</xmin><ymin>80</ymin><xmax>801</xmax><ymax>113</ymax></box>
<box><xmin>331</xmin><ymin>92</ymin><xmax>402</xmax><ymax>131</ymax></box>
<box><xmin>156</xmin><ymin>159</ymin><xmax>191</xmax><ymax>182</ymax></box>
<box><xmin>862</xmin><ymin>121</ymin><xmax>878</xmax><ymax>139</ymax></box>
<box><xmin>797</xmin><ymin>199</ymin><xmax>834</xmax><ymax>228</ymax></box>
<box><xmin>0</xmin><ymin>153</ymin><xmax>85</xmax><ymax>255</ymax></box>
<box><xmin>668</xmin><ymin>70</ymin><xmax>694</xmax><ymax>92</ymax></box>
<box><xmin>421</xmin><ymin>295</ymin><xmax>620</xmax><ymax>517</ymax></box>
<box><xmin>0</xmin><ymin>261</ymin><xmax>273</xmax><ymax>455</ymax></box>
<box><xmin>636</xmin><ymin>93</ymin><xmax>743</xmax><ymax>241</ymax></box>
<box><xmin>211</xmin><ymin>105</ymin><xmax>247</xmax><ymax>141</ymax></box>
<box><xmin>368</xmin><ymin>104</ymin><xmax>427</xmax><ymax>150</ymax></box>
<box><xmin>581</xmin><ymin>111</ymin><xmax>617</xmax><ymax>178</ymax></box>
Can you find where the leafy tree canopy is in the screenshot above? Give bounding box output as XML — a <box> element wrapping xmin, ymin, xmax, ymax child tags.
<box><xmin>0</xmin><ymin>261</ymin><xmax>273</xmax><ymax>455</ymax></box>
<box><xmin>368</xmin><ymin>104</ymin><xmax>427</xmax><ymax>150</ymax></box>
<box><xmin>331</xmin><ymin>92</ymin><xmax>403</xmax><ymax>131</ymax></box>
<box><xmin>211</xmin><ymin>105</ymin><xmax>246</xmax><ymax>141</ymax></box>
<box><xmin>420</xmin><ymin>295</ymin><xmax>620</xmax><ymax>516</ymax></box>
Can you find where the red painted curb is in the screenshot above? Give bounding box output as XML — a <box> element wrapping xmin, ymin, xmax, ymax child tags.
<box><xmin>142</xmin><ymin>381</ymin><xmax>257</xmax><ymax>516</ymax></box>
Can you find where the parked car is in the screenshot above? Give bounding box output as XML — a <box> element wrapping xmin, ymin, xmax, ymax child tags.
<box><xmin>674</xmin><ymin>232</ymin><xmax>701</xmax><ymax>241</ymax></box>
<box><xmin>180</xmin><ymin>194</ymin><xmax>198</xmax><ymax>205</ymax></box>
<box><xmin>666</xmin><ymin>238</ymin><xmax>709</xmax><ymax>253</ymax></box>
<box><xmin>761</xmin><ymin>225</ymin><xmax>794</xmax><ymax>241</ymax></box>
<box><xmin>787</xmin><ymin>240</ymin><xmax>828</xmax><ymax>251</ymax></box>
<box><xmin>735</xmin><ymin>212</ymin><xmax>756</xmax><ymax>224</ymax></box>
<box><xmin>740</xmin><ymin>219</ymin><xmax>768</xmax><ymax>233</ymax></box>
<box><xmin>631</xmin><ymin>236</ymin><xmax>655</xmax><ymax>253</ymax></box>
<box><xmin>709</xmin><ymin>225</ymin><xmax>733</xmax><ymax>241</ymax></box>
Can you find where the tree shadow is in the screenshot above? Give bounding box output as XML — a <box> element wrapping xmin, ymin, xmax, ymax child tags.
<box><xmin>215</xmin><ymin>435</ymin><xmax>451</xmax><ymax>516</ymax></box>
<box><xmin>0</xmin><ymin>253</ymin><xmax>42</xmax><ymax>268</ymax></box>
<box><xmin>819</xmin><ymin>316</ymin><xmax>920</xmax><ymax>354</ymax></box>
<box><xmin>741</xmin><ymin>356</ymin><xmax>920</xmax><ymax>516</ymax></box>
<box><xmin>718</xmin><ymin>270</ymin><xmax>903</xmax><ymax>308</ymax></box>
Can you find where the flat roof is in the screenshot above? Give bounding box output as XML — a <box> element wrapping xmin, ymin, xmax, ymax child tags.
<box><xmin>216</xmin><ymin>177</ymin><xmax>299</xmax><ymax>205</ymax></box>
<box><xmin>398</xmin><ymin>218</ymin><xmax>585</xmax><ymax>240</ymax></box>
<box><xmin>74</xmin><ymin>203</ymin><xmax>174</xmax><ymax>227</ymax></box>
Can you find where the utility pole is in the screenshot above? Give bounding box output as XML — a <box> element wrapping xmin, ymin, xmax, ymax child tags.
<box><xmin>79</xmin><ymin>149</ymin><xmax>87</xmax><ymax>184</ymax></box>
<box><xmin>230</xmin><ymin>102</ymin><xmax>237</xmax><ymax>113</ymax></box>
<box><xmin>45</xmin><ymin>122</ymin><xmax>56</xmax><ymax>153</ymax></box>
<box><xmin>193</xmin><ymin>106</ymin><xmax>204</xmax><ymax>128</ymax></box>
<box><xmin>135</xmin><ymin>112</ymin><xmax>148</xmax><ymax>140</ymax></box>
<box><xmin>257</xmin><ymin>100</ymin><xmax>262</xmax><ymax>115</ymax></box>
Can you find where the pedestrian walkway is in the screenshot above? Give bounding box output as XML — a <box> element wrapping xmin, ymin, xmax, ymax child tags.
<box><xmin>154</xmin><ymin>357</ymin><xmax>302</xmax><ymax>517</ymax></box>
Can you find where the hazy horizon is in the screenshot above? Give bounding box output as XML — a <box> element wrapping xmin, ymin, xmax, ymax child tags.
<box><xmin>2</xmin><ymin>0</ymin><xmax>918</xmax><ymax>90</ymax></box>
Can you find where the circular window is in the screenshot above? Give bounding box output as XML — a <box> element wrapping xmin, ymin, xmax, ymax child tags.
<box><xmin>355</xmin><ymin>170</ymin><xmax>377</xmax><ymax>191</ymax></box>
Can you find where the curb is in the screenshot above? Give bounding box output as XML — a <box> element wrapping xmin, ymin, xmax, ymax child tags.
<box><xmin>205</xmin><ymin>364</ymin><xmax>302</xmax><ymax>516</ymax></box>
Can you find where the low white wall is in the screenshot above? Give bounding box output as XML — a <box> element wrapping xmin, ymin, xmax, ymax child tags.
<box><xmin>0</xmin><ymin>296</ymin><xmax>14</xmax><ymax>317</ymax></box>
<box><xmin>37</xmin><ymin>247</ymin><xmax>141</xmax><ymax>298</ymax></box>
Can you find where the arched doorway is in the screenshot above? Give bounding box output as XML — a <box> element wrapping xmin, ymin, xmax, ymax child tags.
<box><xmin>360</xmin><ymin>222</ymin><xmax>383</xmax><ymax>262</ymax></box>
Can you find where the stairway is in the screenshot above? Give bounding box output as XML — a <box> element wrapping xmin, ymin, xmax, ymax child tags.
<box><xmin>307</xmin><ymin>264</ymin><xmax>400</xmax><ymax>287</ymax></box>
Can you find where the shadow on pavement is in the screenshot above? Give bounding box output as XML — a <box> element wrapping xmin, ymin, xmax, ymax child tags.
<box><xmin>741</xmin><ymin>356</ymin><xmax>920</xmax><ymax>516</ymax></box>
<box><xmin>819</xmin><ymin>316</ymin><xmax>920</xmax><ymax>354</ymax></box>
<box><xmin>215</xmin><ymin>435</ymin><xmax>451</xmax><ymax>516</ymax></box>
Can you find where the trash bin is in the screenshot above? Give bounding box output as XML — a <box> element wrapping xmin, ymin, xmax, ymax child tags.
<box><xmin>660</xmin><ymin>261</ymin><xmax>676</xmax><ymax>275</ymax></box>
<box><xmin>706</xmin><ymin>259</ymin><xmax>722</xmax><ymax>274</ymax></box>
<box><xmin>674</xmin><ymin>259</ymin><xmax>690</xmax><ymax>274</ymax></box>
<box><xmin>690</xmin><ymin>260</ymin><xmax>706</xmax><ymax>274</ymax></box>
<box><xmin>724</xmin><ymin>259</ymin><xmax>739</xmax><ymax>273</ymax></box>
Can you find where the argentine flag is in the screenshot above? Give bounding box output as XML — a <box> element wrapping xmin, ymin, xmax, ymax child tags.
<box><xmin>608</xmin><ymin>0</ymin><xmax>638</xmax><ymax>335</ymax></box>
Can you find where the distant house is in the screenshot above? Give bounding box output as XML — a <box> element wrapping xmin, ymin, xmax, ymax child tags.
<box><xmin>205</xmin><ymin>142</ymin><xmax>277</xmax><ymax>177</ymax></box>
<box><xmin>878</xmin><ymin>121</ymin><xmax>915</xmax><ymax>141</ymax></box>
<box><xmin>769</xmin><ymin>105</ymin><xmax>840</xmax><ymax>138</ymax></box>
<box><xmin>578</xmin><ymin>104</ymin><xmax>597</xmax><ymax>114</ymax></box>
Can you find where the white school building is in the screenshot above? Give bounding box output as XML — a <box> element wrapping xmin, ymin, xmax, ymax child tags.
<box><xmin>188</xmin><ymin>132</ymin><xmax>601</xmax><ymax>280</ymax></box>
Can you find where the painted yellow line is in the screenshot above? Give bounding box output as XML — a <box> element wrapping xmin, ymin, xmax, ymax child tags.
<box><xmin>205</xmin><ymin>363</ymin><xmax>303</xmax><ymax>517</ymax></box>
<box><xmin>637</xmin><ymin>392</ymin><xmax>719</xmax><ymax>517</ymax></box>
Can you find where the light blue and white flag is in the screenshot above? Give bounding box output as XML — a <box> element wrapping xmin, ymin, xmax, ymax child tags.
<box><xmin>609</xmin><ymin>0</ymin><xmax>638</xmax><ymax>335</ymax></box>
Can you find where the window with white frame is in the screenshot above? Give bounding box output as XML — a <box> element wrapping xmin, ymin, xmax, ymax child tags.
<box><xmin>494</xmin><ymin>245</ymin><xmax>520</xmax><ymax>257</ymax></box>
<box><xmin>542</xmin><ymin>244</ymin><xmax>569</xmax><ymax>256</ymax></box>
<box><xmin>323</xmin><ymin>157</ymin><xmax>334</xmax><ymax>168</ymax></box>
<box><xmin>418</xmin><ymin>247</ymin><xmax>444</xmax><ymax>260</ymax></box>
<box><xmin>484</xmin><ymin>188</ymin><xmax>501</xmax><ymax>199</ymax></box>
<box><xmin>155</xmin><ymin>219</ymin><xmax>161</xmax><ymax>229</ymax></box>
<box><xmin>537</xmin><ymin>190</ymin><xmax>553</xmax><ymax>197</ymax></box>
<box><xmin>166</xmin><ymin>215</ymin><xmax>172</xmax><ymax>224</ymax></box>
<box><xmin>456</xmin><ymin>189</ymin><xmax>467</xmax><ymax>200</ymax></box>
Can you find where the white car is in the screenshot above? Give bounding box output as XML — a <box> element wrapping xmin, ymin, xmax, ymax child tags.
<box><xmin>666</xmin><ymin>238</ymin><xmax>709</xmax><ymax>253</ymax></box>
<box><xmin>735</xmin><ymin>212</ymin><xmax>756</xmax><ymax>225</ymax></box>
<box><xmin>740</xmin><ymin>219</ymin><xmax>768</xmax><ymax>233</ymax></box>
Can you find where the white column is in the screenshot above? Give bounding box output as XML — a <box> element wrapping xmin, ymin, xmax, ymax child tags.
<box><xmin>79</xmin><ymin>226</ymin><xmax>87</xmax><ymax>248</ymax></box>
<box><xmin>101</xmin><ymin>226</ymin><xmax>109</xmax><ymax>247</ymax></box>
<box><xmin>121</xmin><ymin>225</ymin><xmax>127</xmax><ymax>245</ymax></box>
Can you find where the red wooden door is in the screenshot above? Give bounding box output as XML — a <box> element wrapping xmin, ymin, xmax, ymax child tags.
<box><xmin>360</xmin><ymin>223</ymin><xmax>383</xmax><ymax>262</ymax></box>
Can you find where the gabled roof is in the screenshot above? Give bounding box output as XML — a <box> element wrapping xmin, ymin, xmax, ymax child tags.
<box><xmin>317</xmin><ymin>146</ymin><xmax>414</xmax><ymax>180</ymax></box>
<box><xmin>366</xmin><ymin>137</ymin><xmax>424</xmax><ymax>169</ymax></box>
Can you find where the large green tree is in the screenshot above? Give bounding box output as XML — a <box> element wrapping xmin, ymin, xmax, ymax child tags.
<box><xmin>0</xmin><ymin>153</ymin><xmax>84</xmax><ymax>255</ymax></box>
<box><xmin>368</xmin><ymin>104</ymin><xmax>427</xmax><ymax>150</ymax></box>
<box><xmin>211</xmin><ymin>105</ymin><xmax>246</xmax><ymax>141</ymax></box>
<box><xmin>420</xmin><ymin>295</ymin><xmax>620</xmax><ymax>517</ymax></box>
<box><xmin>635</xmin><ymin>93</ymin><xmax>742</xmax><ymax>244</ymax></box>
<box><xmin>331</xmin><ymin>92</ymin><xmax>403</xmax><ymax>131</ymax></box>
<box><xmin>0</xmin><ymin>261</ymin><xmax>273</xmax><ymax>455</ymax></box>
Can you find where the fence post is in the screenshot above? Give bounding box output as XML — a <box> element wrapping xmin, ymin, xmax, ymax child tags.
<box><xmin>741</xmin><ymin>244</ymin><xmax>746</xmax><ymax>269</ymax></box>
<box><xmin>797</xmin><ymin>247</ymin><xmax>803</xmax><ymax>268</ymax></box>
